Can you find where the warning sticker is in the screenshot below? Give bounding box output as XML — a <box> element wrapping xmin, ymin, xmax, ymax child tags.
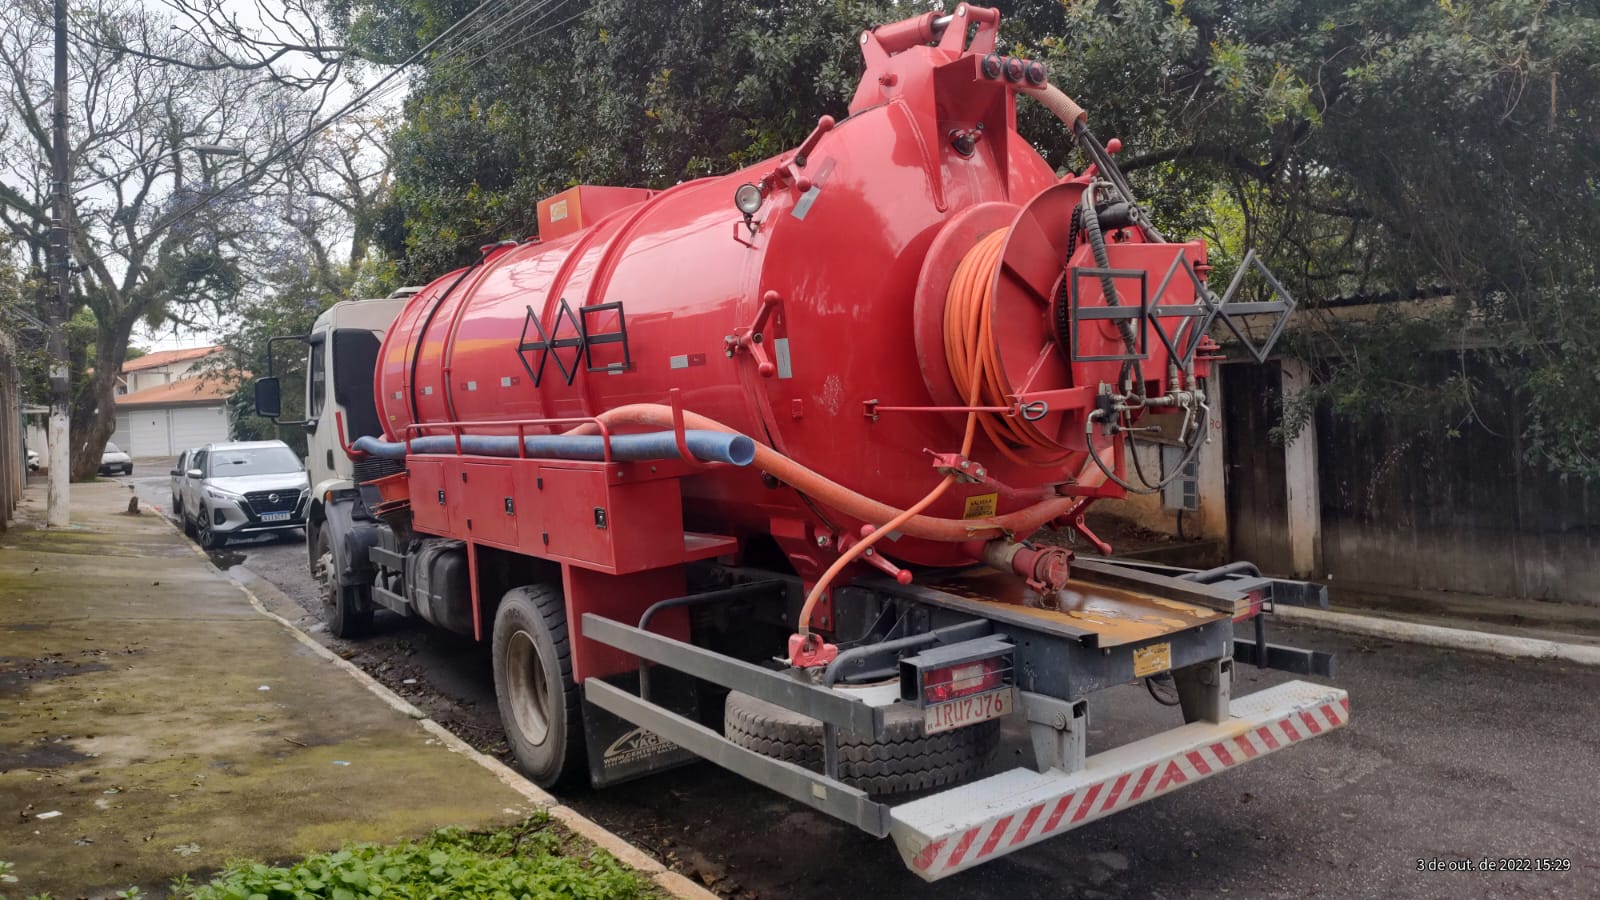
<box><xmin>550</xmin><ymin>199</ymin><xmax>569</xmax><ymax>222</ymax></box>
<box><xmin>1132</xmin><ymin>642</ymin><xmax>1172</xmax><ymax>678</ymax></box>
<box><xmin>963</xmin><ymin>492</ymin><xmax>998</xmax><ymax>519</ymax></box>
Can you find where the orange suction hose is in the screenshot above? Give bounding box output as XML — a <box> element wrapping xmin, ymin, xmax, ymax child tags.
<box><xmin>572</xmin><ymin>404</ymin><xmax>1101</xmax><ymax>543</ymax></box>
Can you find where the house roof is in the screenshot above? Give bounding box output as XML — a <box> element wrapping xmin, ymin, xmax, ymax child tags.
<box><xmin>121</xmin><ymin>345</ymin><xmax>222</xmax><ymax>374</ymax></box>
<box><xmin>115</xmin><ymin>373</ymin><xmax>238</xmax><ymax>409</ymax></box>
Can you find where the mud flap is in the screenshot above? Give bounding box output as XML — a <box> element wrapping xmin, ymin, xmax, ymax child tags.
<box><xmin>582</xmin><ymin>667</ymin><xmax>700</xmax><ymax>787</ymax></box>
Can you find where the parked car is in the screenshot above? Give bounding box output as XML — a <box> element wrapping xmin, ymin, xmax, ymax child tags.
<box><xmin>26</xmin><ymin>449</ymin><xmax>39</xmax><ymax>472</ymax></box>
<box><xmin>178</xmin><ymin>441</ymin><xmax>309</xmax><ymax>549</ymax></box>
<box><xmin>170</xmin><ymin>447</ymin><xmax>198</xmax><ymax>514</ymax></box>
<box><xmin>99</xmin><ymin>442</ymin><xmax>133</xmax><ymax>476</ymax></box>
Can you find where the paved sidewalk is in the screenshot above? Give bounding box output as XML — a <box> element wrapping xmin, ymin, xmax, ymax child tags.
<box><xmin>0</xmin><ymin>482</ymin><xmax>538</xmax><ymax>896</ymax></box>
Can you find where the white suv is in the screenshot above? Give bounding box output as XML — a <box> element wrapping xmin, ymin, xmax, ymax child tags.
<box><xmin>179</xmin><ymin>440</ymin><xmax>310</xmax><ymax>549</ymax></box>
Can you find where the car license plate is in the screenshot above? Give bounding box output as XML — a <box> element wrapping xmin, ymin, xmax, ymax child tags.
<box><xmin>1133</xmin><ymin>642</ymin><xmax>1172</xmax><ymax>677</ymax></box>
<box><xmin>924</xmin><ymin>688</ymin><xmax>1013</xmax><ymax>735</ymax></box>
<box><xmin>261</xmin><ymin>512</ymin><xmax>291</xmax><ymax>522</ymax></box>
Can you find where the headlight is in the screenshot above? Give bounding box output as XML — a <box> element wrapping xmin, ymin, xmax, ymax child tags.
<box><xmin>206</xmin><ymin>487</ymin><xmax>242</xmax><ymax>502</ymax></box>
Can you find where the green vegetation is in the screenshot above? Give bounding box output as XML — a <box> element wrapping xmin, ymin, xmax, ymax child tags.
<box><xmin>174</xmin><ymin>816</ymin><xmax>655</xmax><ymax>900</ymax></box>
<box><xmin>314</xmin><ymin>0</ymin><xmax>1600</xmax><ymax>476</ymax></box>
<box><xmin>2</xmin><ymin>817</ymin><xmax>653</xmax><ymax>900</ymax></box>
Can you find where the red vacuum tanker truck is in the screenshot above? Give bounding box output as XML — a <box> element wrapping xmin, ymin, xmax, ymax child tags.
<box><xmin>256</xmin><ymin>5</ymin><xmax>1344</xmax><ymax>880</ymax></box>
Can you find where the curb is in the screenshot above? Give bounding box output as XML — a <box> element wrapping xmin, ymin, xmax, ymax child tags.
<box><xmin>1276</xmin><ymin>605</ymin><xmax>1600</xmax><ymax>667</ymax></box>
<box><xmin>161</xmin><ymin>511</ymin><xmax>717</xmax><ymax>899</ymax></box>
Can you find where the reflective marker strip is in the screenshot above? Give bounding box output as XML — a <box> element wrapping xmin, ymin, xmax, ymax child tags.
<box><xmin>893</xmin><ymin>684</ymin><xmax>1349</xmax><ymax>881</ymax></box>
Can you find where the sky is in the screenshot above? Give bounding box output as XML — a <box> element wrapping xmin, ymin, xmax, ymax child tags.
<box><xmin>131</xmin><ymin>0</ymin><xmax>394</xmax><ymax>352</ymax></box>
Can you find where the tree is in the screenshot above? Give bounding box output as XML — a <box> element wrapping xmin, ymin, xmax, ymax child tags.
<box><xmin>332</xmin><ymin>0</ymin><xmax>1600</xmax><ymax>476</ymax></box>
<box><xmin>0</xmin><ymin>0</ymin><xmax>308</xmax><ymax>479</ymax></box>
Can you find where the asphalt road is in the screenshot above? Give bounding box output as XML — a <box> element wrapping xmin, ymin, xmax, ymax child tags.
<box><xmin>129</xmin><ymin>465</ymin><xmax>1599</xmax><ymax>899</ymax></box>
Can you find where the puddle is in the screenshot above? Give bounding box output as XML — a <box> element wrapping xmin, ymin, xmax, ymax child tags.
<box><xmin>0</xmin><ymin>654</ymin><xmax>112</xmax><ymax>697</ymax></box>
<box><xmin>207</xmin><ymin>548</ymin><xmax>248</xmax><ymax>570</ymax></box>
<box><xmin>0</xmin><ymin>739</ymin><xmax>91</xmax><ymax>769</ymax></box>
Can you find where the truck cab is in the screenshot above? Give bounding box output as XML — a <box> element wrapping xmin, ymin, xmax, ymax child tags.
<box><xmin>290</xmin><ymin>290</ymin><xmax>417</xmax><ymax>634</ymax></box>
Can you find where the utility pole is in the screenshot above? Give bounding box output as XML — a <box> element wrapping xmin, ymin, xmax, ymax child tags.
<box><xmin>46</xmin><ymin>0</ymin><xmax>71</xmax><ymax>526</ymax></box>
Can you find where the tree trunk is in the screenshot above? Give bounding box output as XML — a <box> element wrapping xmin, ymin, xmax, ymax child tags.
<box><xmin>68</xmin><ymin>315</ymin><xmax>135</xmax><ymax>481</ymax></box>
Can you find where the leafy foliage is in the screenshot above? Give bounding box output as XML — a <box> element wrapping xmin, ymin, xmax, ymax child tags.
<box><xmin>175</xmin><ymin>817</ymin><xmax>654</xmax><ymax>900</ymax></box>
<box><xmin>328</xmin><ymin>0</ymin><xmax>1600</xmax><ymax>475</ymax></box>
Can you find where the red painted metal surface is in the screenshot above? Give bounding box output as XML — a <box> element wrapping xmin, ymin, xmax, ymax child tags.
<box><xmin>374</xmin><ymin>6</ymin><xmax>1210</xmax><ymax>578</ymax></box>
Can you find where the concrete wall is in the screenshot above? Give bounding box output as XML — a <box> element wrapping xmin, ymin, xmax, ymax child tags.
<box><xmin>1314</xmin><ymin>372</ymin><xmax>1600</xmax><ymax>607</ymax></box>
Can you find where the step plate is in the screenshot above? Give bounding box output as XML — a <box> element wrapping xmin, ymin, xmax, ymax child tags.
<box><xmin>888</xmin><ymin>680</ymin><xmax>1349</xmax><ymax>880</ymax></box>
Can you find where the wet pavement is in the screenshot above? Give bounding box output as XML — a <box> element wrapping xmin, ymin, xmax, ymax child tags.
<box><xmin>0</xmin><ymin>481</ymin><xmax>540</xmax><ymax>898</ymax></box>
<box><xmin>120</xmin><ymin>466</ymin><xmax>1600</xmax><ymax>898</ymax></box>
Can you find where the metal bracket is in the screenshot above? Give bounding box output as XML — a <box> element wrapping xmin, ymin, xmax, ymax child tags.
<box><xmin>725</xmin><ymin>290</ymin><xmax>783</xmax><ymax>377</ymax></box>
<box><xmin>580</xmin><ymin>301</ymin><xmax>632</xmax><ymax>374</ymax></box>
<box><xmin>1020</xmin><ymin>691</ymin><xmax>1087</xmax><ymax>774</ymax></box>
<box><xmin>1068</xmin><ymin>266</ymin><xmax>1147</xmax><ymax>363</ymax></box>
<box><xmin>1172</xmin><ymin>657</ymin><xmax>1231</xmax><ymax>725</ymax></box>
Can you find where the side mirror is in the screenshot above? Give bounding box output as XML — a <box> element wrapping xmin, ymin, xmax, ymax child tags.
<box><xmin>254</xmin><ymin>377</ymin><xmax>281</xmax><ymax>419</ymax></box>
<box><xmin>187</xmin><ymin>468</ymin><xmax>203</xmax><ymax>479</ymax></box>
<box><xmin>169</xmin><ymin>469</ymin><xmax>179</xmax><ymax>476</ymax></box>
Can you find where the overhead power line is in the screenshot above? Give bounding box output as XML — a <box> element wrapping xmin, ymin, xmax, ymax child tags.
<box><xmin>155</xmin><ymin>0</ymin><xmax>580</xmax><ymax>234</ymax></box>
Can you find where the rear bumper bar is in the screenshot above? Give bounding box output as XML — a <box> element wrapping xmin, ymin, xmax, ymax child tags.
<box><xmin>889</xmin><ymin>680</ymin><xmax>1349</xmax><ymax>880</ymax></box>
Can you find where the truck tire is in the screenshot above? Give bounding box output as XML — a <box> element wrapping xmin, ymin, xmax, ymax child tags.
<box><xmin>724</xmin><ymin>688</ymin><xmax>1000</xmax><ymax>795</ymax></box>
<box><xmin>314</xmin><ymin>527</ymin><xmax>371</xmax><ymax>638</ymax></box>
<box><xmin>492</xmin><ymin>585</ymin><xmax>586</xmax><ymax>788</ymax></box>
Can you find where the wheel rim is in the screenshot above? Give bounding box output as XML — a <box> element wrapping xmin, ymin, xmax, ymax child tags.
<box><xmin>316</xmin><ymin>548</ymin><xmax>337</xmax><ymax>611</ymax></box>
<box><xmin>199</xmin><ymin>511</ymin><xmax>212</xmax><ymax>545</ymax></box>
<box><xmin>505</xmin><ymin>629</ymin><xmax>551</xmax><ymax>747</ymax></box>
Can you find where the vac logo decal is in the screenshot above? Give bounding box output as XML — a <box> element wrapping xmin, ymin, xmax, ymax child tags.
<box><xmin>963</xmin><ymin>493</ymin><xmax>998</xmax><ymax>519</ymax></box>
<box><xmin>603</xmin><ymin>726</ymin><xmax>676</xmax><ymax>770</ymax></box>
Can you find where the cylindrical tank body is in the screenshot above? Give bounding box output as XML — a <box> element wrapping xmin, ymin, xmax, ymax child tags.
<box><xmin>374</xmin><ymin>43</ymin><xmax>1162</xmax><ymax>567</ymax></box>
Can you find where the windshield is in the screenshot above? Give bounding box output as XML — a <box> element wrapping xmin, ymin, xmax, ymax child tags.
<box><xmin>104</xmin><ymin>442</ymin><xmax>121</xmax><ymax>453</ymax></box>
<box><xmin>208</xmin><ymin>446</ymin><xmax>303</xmax><ymax>477</ymax></box>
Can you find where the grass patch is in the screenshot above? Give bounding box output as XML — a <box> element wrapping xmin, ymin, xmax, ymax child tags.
<box><xmin>167</xmin><ymin>813</ymin><xmax>660</xmax><ymax>900</ymax></box>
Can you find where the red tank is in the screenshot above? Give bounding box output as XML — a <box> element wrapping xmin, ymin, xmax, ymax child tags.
<box><xmin>374</xmin><ymin>7</ymin><xmax>1213</xmax><ymax>573</ymax></box>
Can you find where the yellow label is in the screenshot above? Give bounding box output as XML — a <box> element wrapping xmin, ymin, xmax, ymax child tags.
<box><xmin>963</xmin><ymin>492</ymin><xmax>998</xmax><ymax>519</ymax></box>
<box><xmin>550</xmin><ymin>199</ymin><xmax>569</xmax><ymax>221</ymax></box>
<box><xmin>1132</xmin><ymin>642</ymin><xmax>1172</xmax><ymax>678</ymax></box>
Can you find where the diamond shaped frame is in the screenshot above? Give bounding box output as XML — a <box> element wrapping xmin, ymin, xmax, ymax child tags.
<box><xmin>516</xmin><ymin>304</ymin><xmax>553</xmax><ymax>387</ymax></box>
<box><xmin>516</xmin><ymin>299</ymin><xmax>589</xmax><ymax>387</ymax></box>
<box><xmin>1216</xmin><ymin>249</ymin><xmax>1297</xmax><ymax>364</ymax></box>
<box><xmin>1144</xmin><ymin>253</ymin><xmax>1219</xmax><ymax>368</ymax></box>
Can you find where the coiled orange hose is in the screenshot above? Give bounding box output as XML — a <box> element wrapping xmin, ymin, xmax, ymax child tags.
<box><xmin>942</xmin><ymin>229</ymin><xmax>1072</xmax><ymax>466</ymax></box>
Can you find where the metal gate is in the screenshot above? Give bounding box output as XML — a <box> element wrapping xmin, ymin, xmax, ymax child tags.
<box><xmin>1221</xmin><ymin>361</ymin><xmax>1294</xmax><ymax>575</ymax></box>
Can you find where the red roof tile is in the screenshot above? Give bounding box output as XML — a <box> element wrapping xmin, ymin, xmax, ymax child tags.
<box><xmin>121</xmin><ymin>345</ymin><xmax>222</xmax><ymax>374</ymax></box>
<box><xmin>115</xmin><ymin>373</ymin><xmax>239</xmax><ymax>408</ymax></box>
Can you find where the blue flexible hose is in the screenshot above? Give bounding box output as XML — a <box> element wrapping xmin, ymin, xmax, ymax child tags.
<box><xmin>351</xmin><ymin>429</ymin><xmax>755</xmax><ymax>466</ymax></box>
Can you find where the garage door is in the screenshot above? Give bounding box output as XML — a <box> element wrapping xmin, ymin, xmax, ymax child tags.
<box><xmin>129</xmin><ymin>409</ymin><xmax>173</xmax><ymax>457</ymax></box>
<box><xmin>110</xmin><ymin>412</ymin><xmax>131</xmax><ymax>455</ymax></box>
<box><xmin>171</xmin><ymin>405</ymin><xmax>228</xmax><ymax>452</ymax></box>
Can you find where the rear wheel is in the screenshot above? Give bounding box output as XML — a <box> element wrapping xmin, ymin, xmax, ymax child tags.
<box><xmin>314</xmin><ymin>527</ymin><xmax>371</xmax><ymax>638</ymax></box>
<box><xmin>182</xmin><ymin>505</ymin><xmax>197</xmax><ymax>537</ymax></box>
<box><xmin>492</xmin><ymin>585</ymin><xmax>585</xmax><ymax>788</ymax></box>
<box><xmin>725</xmin><ymin>687</ymin><xmax>1000</xmax><ymax>796</ymax></box>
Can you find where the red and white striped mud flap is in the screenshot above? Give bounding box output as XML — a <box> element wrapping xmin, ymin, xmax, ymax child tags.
<box><xmin>889</xmin><ymin>679</ymin><xmax>1349</xmax><ymax>880</ymax></box>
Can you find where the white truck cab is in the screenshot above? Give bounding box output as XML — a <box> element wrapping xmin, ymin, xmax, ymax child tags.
<box><xmin>275</xmin><ymin>289</ymin><xmax>418</xmax><ymax>634</ymax></box>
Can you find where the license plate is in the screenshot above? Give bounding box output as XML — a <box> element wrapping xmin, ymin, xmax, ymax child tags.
<box><xmin>924</xmin><ymin>688</ymin><xmax>1013</xmax><ymax>735</ymax></box>
<box><xmin>1133</xmin><ymin>642</ymin><xmax>1172</xmax><ymax>677</ymax></box>
<box><xmin>261</xmin><ymin>511</ymin><xmax>291</xmax><ymax>522</ymax></box>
